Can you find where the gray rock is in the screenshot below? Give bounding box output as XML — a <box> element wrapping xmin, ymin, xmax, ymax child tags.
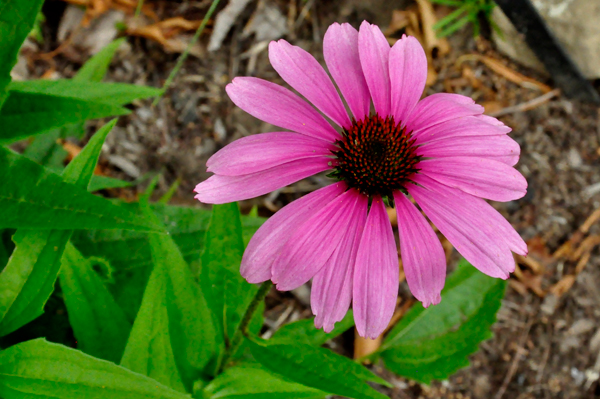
<box><xmin>492</xmin><ymin>0</ymin><xmax>600</xmax><ymax>78</ymax></box>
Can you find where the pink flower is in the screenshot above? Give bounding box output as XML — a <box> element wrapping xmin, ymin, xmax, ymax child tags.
<box><xmin>195</xmin><ymin>21</ymin><xmax>527</xmax><ymax>339</ymax></box>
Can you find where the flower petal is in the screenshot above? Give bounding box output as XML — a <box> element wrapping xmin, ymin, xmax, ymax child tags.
<box><xmin>272</xmin><ymin>189</ymin><xmax>366</xmax><ymax>291</ymax></box>
<box><xmin>412</xmin><ymin>115</ymin><xmax>512</xmax><ymax>146</ymax></box>
<box><xmin>389</xmin><ymin>35</ymin><xmax>427</xmax><ymax>124</ymax></box>
<box><xmin>418</xmin><ymin>134</ymin><xmax>521</xmax><ymax>166</ymax></box>
<box><xmin>226</xmin><ymin>77</ymin><xmax>339</xmax><ymax>142</ymax></box>
<box><xmin>311</xmin><ymin>192</ymin><xmax>367</xmax><ymax>332</ymax></box>
<box><xmin>241</xmin><ymin>183</ymin><xmax>347</xmax><ymax>283</ymax></box>
<box><xmin>269</xmin><ymin>40</ymin><xmax>351</xmax><ymax>129</ymax></box>
<box><xmin>409</xmin><ymin>174</ymin><xmax>522</xmax><ymax>279</ymax></box>
<box><xmin>405</xmin><ymin>93</ymin><xmax>484</xmax><ymax>133</ymax></box>
<box><xmin>358</xmin><ymin>21</ymin><xmax>391</xmax><ymax>116</ymax></box>
<box><xmin>418</xmin><ymin>156</ymin><xmax>527</xmax><ymax>201</ymax></box>
<box><xmin>393</xmin><ymin>192</ymin><xmax>445</xmax><ymax>307</ymax></box>
<box><xmin>324</xmin><ymin>23</ymin><xmax>371</xmax><ymax>121</ymax></box>
<box><xmin>353</xmin><ymin>195</ymin><xmax>399</xmax><ymax>339</ymax></box>
<box><xmin>207</xmin><ymin>132</ymin><xmax>334</xmax><ymax>176</ymax></box>
<box><xmin>194</xmin><ymin>158</ymin><xmax>329</xmax><ymax>204</ymax></box>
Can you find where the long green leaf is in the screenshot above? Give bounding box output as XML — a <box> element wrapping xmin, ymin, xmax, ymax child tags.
<box><xmin>120</xmin><ymin>253</ymin><xmax>187</xmax><ymax>393</ymax></box>
<box><xmin>201</xmin><ymin>203</ymin><xmax>258</xmax><ymax>345</ymax></box>
<box><xmin>247</xmin><ymin>337</ymin><xmax>389</xmax><ymax>399</ymax></box>
<box><xmin>8</xmin><ymin>80</ymin><xmax>161</xmax><ymax>106</ymax></box>
<box><xmin>378</xmin><ymin>259</ymin><xmax>506</xmax><ymax>383</ymax></box>
<box><xmin>121</xmin><ymin>202</ymin><xmax>217</xmax><ymax>392</ymax></box>
<box><xmin>0</xmin><ymin>0</ymin><xmax>44</xmax><ymax>108</ymax></box>
<box><xmin>0</xmin><ymin>91</ymin><xmax>129</xmax><ymax>144</ymax></box>
<box><xmin>0</xmin><ymin>146</ymin><xmax>161</xmax><ymax>231</ymax></box>
<box><xmin>75</xmin><ymin>38</ymin><xmax>126</xmax><ymax>82</ymax></box>
<box><xmin>202</xmin><ymin>362</ymin><xmax>326</xmax><ymax>399</ymax></box>
<box><xmin>59</xmin><ymin>242</ymin><xmax>131</xmax><ymax>363</ymax></box>
<box><xmin>0</xmin><ymin>121</ymin><xmax>127</xmax><ymax>336</ymax></box>
<box><xmin>70</xmin><ymin>203</ymin><xmax>264</xmax><ymax>321</ymax></box>
<box><xmin>0</xmin><ymin>339</ymin><xmax>191</xmax><ymax>399</ymax></box>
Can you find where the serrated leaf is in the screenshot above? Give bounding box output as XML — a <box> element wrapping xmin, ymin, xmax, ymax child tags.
<box><xmin>8</xmin><ymin>80</ymin><xmax>161</xmax><ymax>107</ymax></box>
<box><xmin>0</xmin><ymin>338</ymin><xmax>191</xmax><ymax>399</ymax></box>
<box><xmin>247</xmin><ymin>337</ymin><xmax>389</xmax><ymax>399</ymax></box>
<box><xmin>202</xmin><ymin>362</ymin><xmax>326</xmax><ymax>399</ymax></box>
<box><xmin>378</xmin><ymin>259</ymin><xmax>506</xmax><ymax>383</ymax></box>
<box><xmin>22</xmin><ymin>128</ymin><xmax>67</xmax><ymax>170</ymax></box>
<box><xmin>270</xmin><ymin>311</ymin><xmax>355</xmax><ymax>346</ymax></box>
<box><xmin>0</xmin><ymin>121</ymin><xmax>127</xmax><ymax>336</ymax></box>
<box><xmin>59</xmin><ymin>242</ymin><xmax>131</xmax><ymax>363</ymax></box>
<box><xmin>75</xmin><ymin>38</ymin><xmax>126</xmax><ymax>82</ymax></box>
<box><xmin>201</xmin><ymin>203</ymin><xmax>259</xmax><ymax>344</ymax></box>
<box><xmin>0</xmin><ymin>0</ymin><xmax>45</xmax><ymax>108</ymax></box>
<box><xmin>70</xmin><ymin>203</ymin><xmax>264</xmax><ymax>321</ymax></box>
<box><xmin>0</xmin><ymin>146</ymin><xmax>161</xmax><ymax>231</ymax></box>
<box><xmin>0</xmin><ymin>91</ymin><xmax>129</xmax><ymax>144</ymax></box>
<box><xmin>121</xmin><ymin>203</ymin><xmax>218</xmax><ymax>392</ymax></box>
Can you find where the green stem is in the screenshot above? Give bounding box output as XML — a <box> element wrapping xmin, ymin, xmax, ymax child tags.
<box><xmin>152</xmin><ymin>0</ymin><xmax>221</xmax><ymax>106</ymax></box>
<box><xmin>219</xmin><ymin>281</ymin><xmax>272</xmax><ymax>373</ymax></box>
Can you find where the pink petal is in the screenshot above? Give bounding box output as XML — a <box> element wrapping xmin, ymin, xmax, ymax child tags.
<box><xmin>405</xmin><ymin>93</ymin><xmax>484</xmax><ymax>133</ymax></box>
<box><xmin>409</xmin><ymin>174</ymin><xmax>522</xmax><ymax>278</ymax></box>
<box><xmin>358</xmin><ymin>21</ymin><xmax>391</xmax><ymax>117</ymax></box>
<box><xmin>225</xmin><ymin>77</ymin><xmax>339</xmax><ymax>142</ymax></box>
<box><xmin>389</xmin><ymin>35</ymin><xmax>427</xmax><ymax>125</ymax></box>
<box><xmin>323</xmin><ymin>23</ymin><xmax>371</xmax><ymax>121</ymax></box>
<box><xmin>241</xmin><ymin>183</ymin><xmax>347</xmax><ymax>283</ymax></box>
<box><xmin>207</xmin><ymin>132</ymin><xmax>334</xmax><ymax>176</ymax></box>
<box><xmin>353</xmin><ymin>195</ymin><xmax>399</xmax><ymax>339</ymax></box>
<box><xmin>418</xmin><ymin>157</ymin><xmax>527</xmax><ymax>202</ymax></box>
<box><xmin>194</xmin><ymin>158</ymin><xmax>329</xmax><ymax>204</ymax></box>
<box><xmin>272</xmin><ymin>189</ymin><xmax>366</xmax><ymax>291</ymax></box>
<box><xmin>311</xmin><ymin>192</ymin><xmax>367</xmax><ymax>333</ymax></box>
<box><xmin>393</xmin><ymin>192</ymin><xmax>445</xmax><ymax>307</ymax></box>
<box><xmin>418</xmin><ymin>134</ymin><xmax>521</xmax><ymax>166</ymax></box>
<box><xmin>412</xmin><ymin>115</ymin><xmax>512</xmax><ymax>146</ymax></box>
<box><xmin>269</xmin><ymin>40</ymin><xmax>351</xmax><ymax>129</ymax></box>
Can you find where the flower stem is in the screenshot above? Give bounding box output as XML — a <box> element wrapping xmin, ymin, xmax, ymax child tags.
<box><xmin>219</xmin><ymin>281</ymin><xmax>272</xmax><ymax>373</ymax></box>
<box><xmin>152</xmin><ymin>0</ymin><xmax>221</xmax><ymax>106</ymax></box>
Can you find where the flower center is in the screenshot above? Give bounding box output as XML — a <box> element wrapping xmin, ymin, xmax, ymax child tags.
<box><xmin>331</xmin><ymin>115</ymin><xmax>420</xmax><ymax>197</ymax></box>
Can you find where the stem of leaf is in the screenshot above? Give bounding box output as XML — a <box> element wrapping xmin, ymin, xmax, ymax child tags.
<box><xmin>219</xmin><ymin>281</ymin><xmax>272</xmax><ymax>373</ymax></box>
<box><xmin>152</xmin><ymin>0</ymin><xmax>221</xmax><ymax>106</ymax></box>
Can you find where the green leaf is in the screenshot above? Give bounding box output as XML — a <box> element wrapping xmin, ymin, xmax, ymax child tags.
<box><xmin>0</xmin><ymin>338</ymin><xmax>191</xmax><ymax>399</ymax></box>
<box><xmin>247</xmin><ymin>337</ymin><xmax>389</xmax><ymax>399</ymax></box>
<box><xmin>88</xmin><ymin>175</ymin><xmax>136</xmax><ymax>191</ymax></box>
<box><xmin>75</xmin><ymin>38</ymin><xmax>126</xmax><ymax>82</ymax></box>
<box><xmin>0</xmin><ymin>0</ymin><xmax>45</xmax><ymax>108</ymax></box>
<box><xmin>71</xmin><ymin>203</ymin><xmax>264</xmax><ymax>322</ymax></box>
<box><xmin>201</xmin><ymin>203</ymin><xmax>258</xmax><ymax>343</ymax></box>
<box><xmin>121</xmin><ymin>203</ymin><xmax>218</xmax><ymax>392</ymax></box>
<box><xmin>270</xmin><ymin>311</ymin><xmax>355</xmax><ymax>346</ymax></box>
<box><xmin>202</xmin><ymin>363</ymin><xmax>326</xmax><ymax>399</ymax></box>
<box><xmin>120</xmin><ymin>252</ymin><xmax>187</xmax><ymax>393</ymax></box>
<box><xmin>59</xmin><ymin>242</ymin><xmax>131</xmax><ymax>363</ymax></box>
<box><xmin>378</xmin><ymin>259</ymin><xmax>507</xmax><ymax>384</ymax></box>
<box><xmin>0</xmin><ymin>120</ymin><xmax>127</xmax><ymax>336</ymax></box>
<box><xmin>0</xmin><ymin>91</ymin><xmax>129</xmax><ymax>144</ymax></box>
<box><xmin>0</xmin><ymin>229</ymin><xmax>72</xmax><ymax>336</ymax></box>
<box><xmin>0</xmin><ymin>146</ymin><xmax>161</xmax><ymax>231</ymax></box>
<box><xmin>8</xmin><ymin>80</ymin><xmax>161</xmax><ymax>106</ymax></box>
<box><xmin>22</xmin><ymin>128</ymin><xmax>68</xmax><ymax>170</ymax></box>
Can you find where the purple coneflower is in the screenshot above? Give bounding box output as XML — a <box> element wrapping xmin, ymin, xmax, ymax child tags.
<box><xmin>195</xmin><ymin>21</ymin><xmax>527</xmax><ymax>339</ymax></box>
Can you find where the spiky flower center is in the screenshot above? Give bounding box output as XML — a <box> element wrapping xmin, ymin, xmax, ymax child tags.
<box><xmin>332</xmin><ymin>115</ymin><xmax>420</xmax><ymax>197</ymax></box>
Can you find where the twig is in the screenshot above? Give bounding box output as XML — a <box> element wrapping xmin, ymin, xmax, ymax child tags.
<box><xmin>488</xmin><ymin>89</ymin><xmax>560</xmax><ymax>117</ymax></box>
<box><xmin>152</xmin><ymin>0</ymin><xmax>221</xmax><ymax>105</ymax></box>
<box><xmin>494</xmin><ymin>316</ymin><xmax>535</xmax><ymax>399</ymax></box>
